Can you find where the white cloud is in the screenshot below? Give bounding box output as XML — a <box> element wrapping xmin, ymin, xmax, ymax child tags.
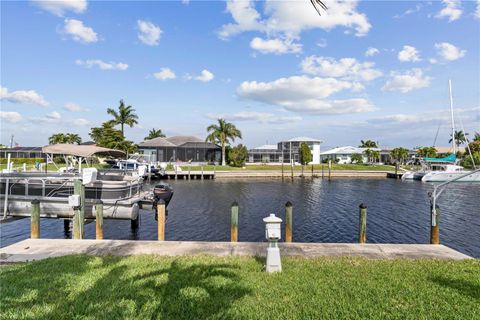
<box><xmin>365</xmin><ymin>47</ymin><xmax>379</xmax><ymax>57</ymax></box>
<box><xmin>436</xmin><ymin>0</ymin><xmax>462</xmax><ymax>22</ymax></box>
<box><xmin>476</xmin><ymin>0</ymin><xmax>480</xmax><ymax>18</ymax></box>
<box><xmin>75</xmin><ymin>59</ymin><xmax>128</xmax><ymax>70</ymax></box>
<box><xmin>382</xmin><ymin>68</ymin><xmax>432</xmax><ymax>93</ymax></box>
<box><xmin>137</xmin><ymin>20</ymin><xmax>162</xmax><ymax>46</ymax></box>
<box><xmin>316</xmin><ymin>38</ymin><xmax>327</xmax><ymax>48</ymax></box>
<box><xmin>206</xmin><ymin>111</ymin><xmax>302</xmax><ymax>124</ymax></box>
<box><xmin>153</xmin><ymin>68</ymin><xmax>176</xmax><ymax>80</ymax></box>
<box><xmin>32</xmin><ymin>0</ymin><xmax>87</xmax><ymax>16</ymax></box>
<box><xmin>368</xmin><ymin>107</ymin><xmax>480</xmax><ymax>126</ymax></box>
<box><xmin>250</xmin><ymin>37</ymin><xmax>302</xmax><ymax>55</ymax></box>
<box><xmin>64</xmin><ymin>102</ymin><xmax>88</xmax><ymax>112</ymax></box>
<box><xmin>46</xmin><ymin>111</ymin><xmax>61</xmax><ymax>119</ymax></box>
<box><xmin>280</xmin><ymin>98</ymin><xmax>375</xmax><ymax>115</ymax></box>
<box><xmin>0</xmin><ymin>86</ymin><xmax>49</xmax><ymax>107</ymax></box>
<box><xmin>300</xmin><ymin>56</ymin><xmax>382</xmax><ymax>81</ymax></box>
<box><xmin>0</xmin><ymin>111</ymin><xmax>23</xmax><ymax>123</ymax></box>
<box><xmin>218</xmin><ymin>0</ymin><xmax>371</xmax><ymax>39</ymax></box>
<box><xmin>195</xmin><ymin>69</ymin><xmax>214</xmax><ymax>82</ymax></box>
<box><xmin>434</xmin><ymin>42</ymin><xmax>466</xmax><ymax>61</ymax></box>
<box><xmin>218</xmin><ymin>0</ymin><xmax>264</xmax><ymax>39</ymax></box>
<box><xmin>237</xmin><ymin>76</ymin><xmax>373</xmax><ymax>115</ymax></box>
<box><xmin>30</xmin><ymin>113</ymin><xmax>91</xmax><ymax>126</ymax></box>
<box><xmin>429</xmin><ymin>58</ymin><xmax>438</xmax><ymax>64</ymax></box>
<box><xmin>397</xmin><ymin>45</ymin><xmax>421</xmax><ymax>62</ymax></box>
<box><xmin>393</xmin><ymin>3</ymin><xmax>425</xmax><ymax>19</ymax></box>
<box><xmin>63</xmin><ymin>18</ymin><xmax>98</xmax><ymax>43</ymax></box>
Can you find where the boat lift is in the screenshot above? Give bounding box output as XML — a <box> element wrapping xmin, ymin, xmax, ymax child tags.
<box><xmin>429</xmin><ymin>168</ymin><xmax>480</xmax><ymax>226</ymax></box>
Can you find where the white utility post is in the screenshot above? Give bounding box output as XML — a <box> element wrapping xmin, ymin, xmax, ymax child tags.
<box><xmin>263</xmin><ymin>213</ymin><xmax>283</xmax><ymax>273</ymax></box>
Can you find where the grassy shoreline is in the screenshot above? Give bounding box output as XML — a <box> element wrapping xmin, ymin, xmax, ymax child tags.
<box><xmin>0</xmin><ymin>255</ymin><xmax>478</xmax><ymax>319</ymax></box>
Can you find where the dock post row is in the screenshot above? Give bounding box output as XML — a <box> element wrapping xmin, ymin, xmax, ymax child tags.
<box><xmin>27</xmin><ymin>200</ymin><xmax>441</xmax><ymax>245</ymax></box>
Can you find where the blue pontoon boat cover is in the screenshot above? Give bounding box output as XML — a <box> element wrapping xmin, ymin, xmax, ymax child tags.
<box><xmin>423</xmin><ymin>154</ymin><xmax>456</xmax><ymax>163</ymax></box>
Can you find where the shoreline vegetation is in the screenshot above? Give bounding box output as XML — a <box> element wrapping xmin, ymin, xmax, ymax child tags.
<box><xmin>1</xmin><ymin>255</ymin><xmax>478</xmax><ymax>319</ymax></box>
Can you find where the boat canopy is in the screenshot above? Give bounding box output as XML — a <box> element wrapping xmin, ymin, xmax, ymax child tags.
<box><xmin>423</xmin><ymin>154</ymin><xmax>456</xmax><ymax>163</ymax></box>
<box><xmin>42</xmin><ymin>144</ymin><xmax>125</xmax><ymax>158</ymax></box>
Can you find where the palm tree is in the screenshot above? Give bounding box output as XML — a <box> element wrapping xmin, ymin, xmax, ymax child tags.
<box><xmin>449</xmin><ymin>130</ymin><xmax>468</xmax><ymax>147</ymax></box>
<box><xmin>311</xmin><ymin>0</ymin><xmax>328</xmax><ymax>15</ymax></box>
<box><xmin>145</xmin><ymin>128</ymin><xmax>166</xmax><ymax>140</ymax></box>
<box><xmin>48</xmin><ymin>133</ymin><xmax>67</xmax><ymax>145</ymax></box>
<box><xmin>107</xmin><ymin>99</ymin><xmax>139</xmax><ymax>137</ymax></box>
<box><xmin>390</xmin><ymin>147</ymin><xmax>409</xmax><ymax>164</ymax></box>
<box><xmin>66</xmin><ymin>133</ymin><xmax>81</xmax><ymax>144</ymax></box>
<box><xmin>359</xmin><ymin>140</ymin><xmax>378</xmax><ymax>148</ymax></box>
<box><xmin>206</xmin><ymin>118</ymin><xmax>242</xmax><ymax>166</ymax></box>
<box><xmin>48</xmin><ymin>133</ymin><xmax>81</xmax><ymax>144</ymax></box>
<box><xmin>473</xmin><ymin>132</ymin><xmax>480</xmax><ymax>142</ymax></box>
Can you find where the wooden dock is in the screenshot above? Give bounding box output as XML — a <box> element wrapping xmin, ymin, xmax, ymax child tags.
<box><xmin>156</xmin><ymin>171</ymin><xmax>215</xmax><ymax>180</ymax></box>
<box><xmin>0</xmin><ymin>239</ymin><xmax>472</xmax><ymax>263</ymax></box>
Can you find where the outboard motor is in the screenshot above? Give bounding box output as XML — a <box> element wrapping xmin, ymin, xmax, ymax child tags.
<box><xmin>152</xmin><ymin>183</ymin><xmax>174</xmax><ymax>220</ymax></box>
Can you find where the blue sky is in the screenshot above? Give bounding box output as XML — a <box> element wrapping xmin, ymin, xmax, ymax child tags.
<box><xmin>1</xmin><ymin>0</ymin><xmax>479</xmax><ymax>149</ymax></box>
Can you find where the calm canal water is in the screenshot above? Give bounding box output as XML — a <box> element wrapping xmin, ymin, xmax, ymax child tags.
<box><xmin>1</xmin><ymin>179</ymin><xmax>479</xmax><ymax>258</ymax></box>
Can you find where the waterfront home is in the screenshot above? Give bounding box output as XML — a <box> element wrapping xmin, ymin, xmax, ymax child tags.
<box><xmin>435</xmin><ymin>146</ymin><xmax>466</xmax><ymax>155</ymax></box>
<box><xmin>320</xmin><ymin>146</ymin><xmax>381</xmax><ymax>164</ymax></box>
<box><xmin>138</xmin><ymin>136</ymin><xmax>221</xmax><ymax>164</ymax></box>
<box><xmin>0</xmin><ymin>146</ymin><xmax>45</xmax><ymax>160</ymax></box>
<box><xmin>247</xmin><ymin>137</ymin><xmax>323</xmax><ymax>164</ymax></box>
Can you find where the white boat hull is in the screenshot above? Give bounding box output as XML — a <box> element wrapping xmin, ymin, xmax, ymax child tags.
<box><xmin>421</xmin><ymin>171</ymin><xmax>480</xmax><ymax>182</ymax></box>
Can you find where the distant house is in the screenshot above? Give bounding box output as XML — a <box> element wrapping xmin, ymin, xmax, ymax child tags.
<box><xmin>320</xmin><ymin>146</ymin><xmax>381</xmax><ymax>164</ymax></box>
<box><xmin>138</xmin><ymin>136</ymin><xmax>220</xmax><ymax>163</ymax></box>
<box><xmin>321</xmin><ymin>146</ymin><xmax>417</xmax><ymax>164</ymax></box>
<box><xmin>435</xmin><ymin>146</ymin><xmax>465</xmax><ymax>155</ymax></box>
<box><xmin>0</xmin><ymin>147</ymin><xmax>45</xmax><ymax>159</ymax></box>
<box><xmin>248</xmin><ymin>137</ymin><xmax>323</xmax><ymax>164</ymax></box>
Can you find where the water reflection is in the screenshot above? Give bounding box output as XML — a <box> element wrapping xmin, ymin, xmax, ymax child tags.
<box><xmin>1</xmin><ymin>179</ymin><xmax>479</xmax><ymax>258</ymax></box>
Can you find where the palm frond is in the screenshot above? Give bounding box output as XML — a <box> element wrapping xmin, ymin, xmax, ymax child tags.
<box><xmin>310</xmin><ymin>0</ymin><xmax>328</xmax><ymax>16</ymax></box>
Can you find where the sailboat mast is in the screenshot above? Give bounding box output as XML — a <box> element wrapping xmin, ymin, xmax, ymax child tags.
<box><xmin>449</xmin><ymin>79</ymin><xmax>456</xmax><ymax>154</ymax></box>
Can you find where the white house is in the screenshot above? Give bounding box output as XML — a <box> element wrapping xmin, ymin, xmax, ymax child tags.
<box><xmin>320</xmin><ymin>146</ymin><xmax>381</xmax><ymax>164</ymax></box>
<box><xmin>247</xmin><ymin>137</ymin><xmax>323</xmax><ymax>164</ymax></box>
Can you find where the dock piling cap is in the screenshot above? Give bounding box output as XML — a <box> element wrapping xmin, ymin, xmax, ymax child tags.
<box><xmin>285</xmin><ymin>201</ymin><xmax>293</xmax><ymax>207</ymax></box>
<box><xmin>263</xmin><ymin>213</ymin><xmax>282</xmax><ymax>223</ymax></box>
<box><xmin>359</xmin><ymin>203</ymin><xmax>367</xmax><ymax>209</ymax></box>
<box><xmin>231</xmin><ymin>201</ymin><xmax>238</xmax><ymax>207</ymax></box>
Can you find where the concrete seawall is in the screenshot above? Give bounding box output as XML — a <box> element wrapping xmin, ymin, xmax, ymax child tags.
<box><xmin>215</xmin><ymin>170</ymin><xmax>391</xmax><ymax>179</ymax></box>
<box><xmin>0</xmin><ymin>239</ymin><xmax>471</xmax><ymax>263</ymax></box>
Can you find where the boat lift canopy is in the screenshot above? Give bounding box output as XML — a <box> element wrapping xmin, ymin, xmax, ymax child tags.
<box><xmin>42</xmin><ymin>144</ymin><xmax>125</xmax><ymax>158</ymax></box>
<box><xmin>423</xmin><ymin>154</ymin><xmax>456</xmax><ymax>163</ymax></box>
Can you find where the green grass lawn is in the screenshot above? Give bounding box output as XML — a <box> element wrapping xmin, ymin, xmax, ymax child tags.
<box><xmin>1</xmin><ymin>255</ymin><xmax>478</xmax><ymax>319</ymax></box>
<box><xmin>179</xmin><ymin>164</ymin><xmax>393</xmax><ymax>172</ymax></box>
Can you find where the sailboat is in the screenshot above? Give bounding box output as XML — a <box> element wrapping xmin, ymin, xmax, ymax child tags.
<box><xmin>421</xmin><ymin>80</ymin><xmax>480</xmax><ymax>182</ymax></box>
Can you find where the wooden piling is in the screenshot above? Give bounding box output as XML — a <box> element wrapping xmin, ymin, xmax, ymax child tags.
<box><xmin>328</xmin><ymin>160</ymin><xmax>332</xmax><ymax>180</ymax></box>
<box><xmin>285</xmin><ymin>201</ymin><xmax>293</xmax><ymax>242</ymax></box>
<box><xmin>95</xmin><ymin>200</ymin><xmax>104</xmax><ymax>240</ymax></box>
<box><xmin>230</xmin><ymin>201</ymin><xmax>238</xmax><ymax>242</ymax></box>
<box><xmin>290</xmin><ymin>163</ymin><xmax>294</xmax><ymax>179</ymax></box>
<box><xmin>430</xmin><ymin>205</ymin><xmax>440</xmax><ymax>244</ymax></box>
<box><xmin>322</xmin><ymin>165</ymin><xmax>324</xmax><ymax>178</ymax></box>
<box><xmin>72</xmin><ymin>179</ymin><xmax>84</xmax><ymax>239</ymax></box>
<box><xmin>63</xmin><ymin>219</ymin><xmax>70</xmax><ymax>233</ymax></box>
<box><xmin>281</xmin><ymin>162</ymin><xmax>284</xmax><ymax>179</ymax></box>
<box><xmin>201</xmin><ymin>166</ymin><xmax>204</xmax><ymax>180</ymax></box>
<box><xmin>30</xmin><ymin>199</ymin><xmax>40</xmax><ymax>239</ymax></box>
<box><xmin>359</xmin><ymin>203</ymin><xmax>367</xmax><ymax>244</ymax></box>
<box><xmin>157</xmin><ymin>199</ymin><xmax>166</xmax><ymax>241</ymax></box>
<box><xmin>311</xmin><ymin>164</ymin><xmax>314</xmax><ymax>178</ymax></box>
